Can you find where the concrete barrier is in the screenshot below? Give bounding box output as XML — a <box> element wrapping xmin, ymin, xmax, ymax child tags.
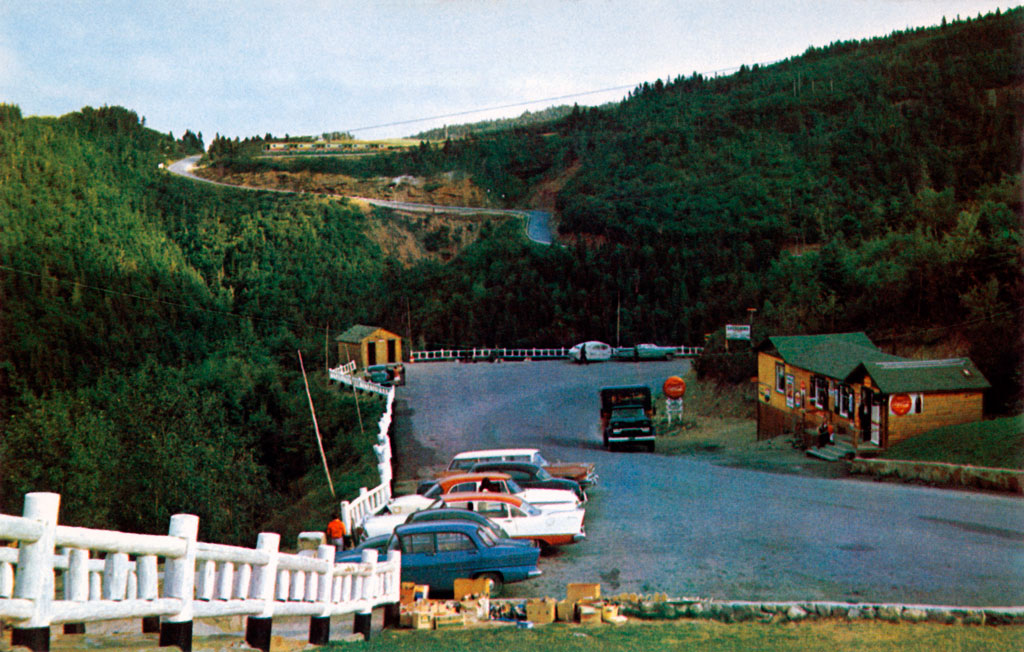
<box><xmin>849</xmin><ymin>458</ymin><xmax>1024</xmax><ymax>494</ymax></box>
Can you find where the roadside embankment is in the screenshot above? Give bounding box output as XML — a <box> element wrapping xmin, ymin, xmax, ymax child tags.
<box><xmin>849</xmin><ymin>458</ymin><xmax>1024</xmax><ymax>494</ymax></box>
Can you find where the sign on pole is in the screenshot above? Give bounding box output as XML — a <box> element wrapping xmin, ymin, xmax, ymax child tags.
<box><xmin>725</xmin><ymin>324</ymin><xmax>751</xmax><ymax>341</ymax></box>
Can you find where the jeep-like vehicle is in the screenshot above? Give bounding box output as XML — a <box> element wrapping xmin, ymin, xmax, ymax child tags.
<box><xmin>600</xmin><ymin>385</ymin><xmax>655</xmax><ymax>451</ymax></box>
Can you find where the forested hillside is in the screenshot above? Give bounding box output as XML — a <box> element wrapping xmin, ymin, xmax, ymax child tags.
<box><xmin>213</xmin><ymin>9</ymin><xmax>1021</xmax><ymax>410</ymax></box>
<box><xmin>0</xmin><ymin>105</ymin><xmax>387</xmax><ymax>544</ymax></box>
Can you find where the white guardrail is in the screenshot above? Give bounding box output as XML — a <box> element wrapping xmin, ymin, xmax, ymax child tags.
<box><xmin>410</xmin><ymin>345</ymin><xmax>704</xmax><ymax>362</ymax></box>
<box><xmin>0</xmin><ymin>493</ymin><xmax>400</xmax><ymax>650</ymax></box>
<box><xmin>328</xmin><ymin>363</ymin><xmax>396</xmax><ymax>533</ymax></box>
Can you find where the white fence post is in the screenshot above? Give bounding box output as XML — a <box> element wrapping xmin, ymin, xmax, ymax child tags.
<box><xmin>244</xmin><ymin>532</ymin><xmax>279</xmax><ymax>652</ymax></box>
<box><xmin>11</xmin><ymin>492</ymin><xmax>59</xmax><ymax>651</ymax></box>
<box><xmin>159</xmin><ymin>513</ymin><xmax>198</xmax><ymax>651</ymax></box>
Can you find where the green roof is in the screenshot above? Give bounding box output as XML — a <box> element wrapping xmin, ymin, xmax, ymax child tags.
<box><xmin>336</xmin><ymin>324</ymin><xmax>386</xmax><ymax>343</ymax></box>
<box><xmin>857</xmin><ymin>358</ymin><xmax>991</xmax><ymax>393</ymax></box>
<box><xmin>767</xmin><ymin>332</ymin><xmax>902</xmax><ymax>380</ymax></box>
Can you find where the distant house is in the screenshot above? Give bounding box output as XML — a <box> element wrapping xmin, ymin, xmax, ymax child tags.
<box><xmin>336</xmin><ymin>325</ymin><xmax>403</xmax><ymax>370</ymax></box>
<box><xmin>756</xmin><ymin>332</ymin><xmax>989</xmax><ymax>449</ymax></box>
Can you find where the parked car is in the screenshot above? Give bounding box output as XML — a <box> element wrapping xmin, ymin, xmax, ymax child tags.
<box><xmin>432</xmin><ymin>493</ymin><xmax>587</xmax><ymax>550</ymax></box>
<box><xmin>337</xmin><ymin>520</ymin><xmax>541</xmax><ymax>596</ymax></box>
<box><xmin>405</xmin><ymin>507</ymin><xmax>523</xmax><ymax>542</ymax></box>
<box><xmin>419</xmin><ymin>472</ymin><xmax>581</xmax><ymax>512</ymax></box>
<box><xmin>364</xmin><ymin>363</ymin><xmax>405</xmax><ymax>386</ymax></box>
<box><xmin>568</xmin><ymin>340</ymin><xmax>612</xmax><ymax>363</ymax></box>
<box><xmin>613</xmin><ymin>343</ymin><xmax>676</xmax><ymax>361</ymax></box>
<box><xmin>439</xmin><ymin>448</ymin><xmax>598</xmax><ymax>487</ymax></box>
<box><xmin>334</xmin><ymin>534</ymin><xmax>391</xmax><ymax>561</ymax></box>
<box><xmin>470</xmin><ymin>461</ymin><xmax>586</xmax><ymax>502</ymax></box>
<box><xmin>363</xmin><ymin>472</ymin><xmax>581</xmax><ymax>539</ymax></box>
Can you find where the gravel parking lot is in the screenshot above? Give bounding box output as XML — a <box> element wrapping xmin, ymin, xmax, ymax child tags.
<box><xmin>390</xmin><ymin>359</ymin><xmax>1024</xmax><ymax>605</ymax></box>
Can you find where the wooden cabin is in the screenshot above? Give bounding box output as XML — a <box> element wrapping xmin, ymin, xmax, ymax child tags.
<box><xmin>336</xmin><ymin>325</ymin><xmax>403</xmax><ymax>370</ymax></box>
<box><xmin>756</xmin><ymin>332</ymin><xmax>989</xmax><ymax>450</ymax></box>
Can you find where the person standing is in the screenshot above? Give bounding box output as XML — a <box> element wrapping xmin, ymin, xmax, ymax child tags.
<box><xmin>326</xmin><ymin>515</ymin><xmax>347</xmax><ymax>550</ymax></box>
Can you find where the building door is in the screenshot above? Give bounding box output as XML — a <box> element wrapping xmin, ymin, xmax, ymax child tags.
<box><xmin>366</xmin><ymin>341</ymin><xmax>377</xmax><ymax>366</ymax></box>
<box><xmin>870</xmin><ymin>395</ymin><xmax>882</xmax><ymax>446</ymax></box>
<box><xmin>387</xmin><ymin>339</ymin><xmax>397</xmax><ymax>363</ymax></box>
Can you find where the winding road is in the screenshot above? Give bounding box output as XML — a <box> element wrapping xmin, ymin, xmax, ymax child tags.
<box><xmin>166</xmin><ymin>156</ymin><xmax>553</xmax><ymax>244</ymax></box>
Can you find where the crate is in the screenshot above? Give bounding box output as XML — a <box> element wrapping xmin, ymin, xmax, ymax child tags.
<box><xmin>434</xmin><ymin>613</ymin><xmax>465</xmax><ymax>629</ymax></box>
<box><xmin>556</xmin><ymin>599</ymin><xmax>576</xmax><ymax>622</ymax></box>
<box><xmin>526</xmin><ymin>598</ymin><xmax>557</xmax><ymax>625</ymax></box>
<box><xmin>454</xmin><ymin>577</ymin><xmax>493</xmax><ymax>599</ymax></box>
<box><xmin>577</xmin><ymin>604</ymin><xmax>601</xmax><ymax>624</ymax></box>
<box><xmin>567</xmin><ymin>582</ymin><xmax>601</xmax><ymax>603</ymax></box>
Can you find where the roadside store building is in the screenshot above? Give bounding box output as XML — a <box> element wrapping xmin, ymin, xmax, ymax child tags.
<box><xmin>336</xmin><ymin>325</ymin><xmax>403</xmax><ymax>370</ymax></box>
<box><xmin>756</xmin><ymin>332</ymin><xmax>989</xmax><ymax>450</ymax></box>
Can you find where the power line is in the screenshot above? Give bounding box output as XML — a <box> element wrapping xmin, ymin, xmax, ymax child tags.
<box><xmin>0</xmin><ymin>263</ymin><xmax>327</xmax><ymax>335</ymax></box>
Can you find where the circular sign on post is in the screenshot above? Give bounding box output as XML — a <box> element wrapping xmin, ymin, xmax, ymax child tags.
<box><xmin>663</xmin><ymin>376</ymin><xmax>687</xmax><ymax>399</ymax></box>
<box><xmin>890</xmin><ymin>394</ymin><xmax>913</xmax><ymax>416</ymax></box>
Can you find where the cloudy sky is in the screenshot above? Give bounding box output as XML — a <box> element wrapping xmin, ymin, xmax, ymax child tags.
<box><xmin>0</xmin><ymin>1</ymin><xmax>1011</xmax><ymax>141</ymax></box>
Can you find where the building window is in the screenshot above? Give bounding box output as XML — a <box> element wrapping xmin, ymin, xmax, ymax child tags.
<box><xmin>810</xmin><ymin>375</ymin><xmax>828</xmax><ymax>410</ymax></box>
<box><xmin>837</xmin><ymin>384</ymin><xmax>855</xmax><ymax>418</ymax></box>
<box><xmin>775</xmin><ymin>362</ymin><xmax>785</xmax><ymax>393</ymax></box>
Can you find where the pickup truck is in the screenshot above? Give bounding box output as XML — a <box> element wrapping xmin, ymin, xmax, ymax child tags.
<box><xmin>600</xmin><ymin>385</ymin><xmax>655</xmax><ymax>452</ymax></box>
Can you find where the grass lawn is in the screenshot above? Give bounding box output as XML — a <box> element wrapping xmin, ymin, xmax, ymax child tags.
<box><xmin>879</xmin><ymin>414</ymin><xmax>1024</xmax><ymax>470</ymax></box>
<box><xmin>332</xmin><ymin>620</ymin><xmax>1024</xmax><ymax>651</ymax></box>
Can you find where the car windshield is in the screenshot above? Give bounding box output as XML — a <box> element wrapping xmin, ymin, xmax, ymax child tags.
<box><xmin>423</xmin><ymin>483</ymin><xmax>441</xmax><ymax>498</ymax></box>
<box><xmin>505</xmin><ymin>478</ymin><xmax>524</xmax><ymax>493</ymax></box>
<box><xmin>476</xmin><ymin>527</ymin><xmax>497</xmax><ymax>547</ymax></box>
<box><xmin>534</xmin><ymin>453</ymin><xmax>549</xmax><ymax>466</ymax></box>
<box><xmin>616</xmin><ymin>406</ymin><xmax>647</xmax><ymax>419</ymax></box>
<box><xmin>534</xmin><ymin>466</ymin><xmax>553</xmax><ymax>481</ymax></box>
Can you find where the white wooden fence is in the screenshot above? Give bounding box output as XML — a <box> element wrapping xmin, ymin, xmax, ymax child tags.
<box><xmin>0</xmin><ymin>492</ymin><xmax>400</xmax><ymax>650</ymax></box>
<box><xmin>327</xmin><ymin>364</ymin><xmax>396</xmax><ymax>533</ymax></box>
<box><xmin>410</xmin><ymin>345</ymin><xmax>704</xmax><ymax>362</ymax></box>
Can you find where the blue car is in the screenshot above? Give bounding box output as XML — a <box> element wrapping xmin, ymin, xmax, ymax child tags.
<box><xmin>336</xmin><ymin>520</ymin><xmax>541</xmax><ymax>596</ymax></box>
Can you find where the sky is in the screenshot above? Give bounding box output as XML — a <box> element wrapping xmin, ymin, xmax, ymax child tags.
<box><xmin>0</xmin><ymin>1</ymin><xmax>1014</xmax><ymax>142</ymax></box>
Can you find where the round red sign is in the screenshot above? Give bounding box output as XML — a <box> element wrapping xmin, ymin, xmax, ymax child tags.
<box><xmin>663</xmin><ymin>376</ymin><xmax>687</xmax><ymax>399</ymax></box>
<box><xmin>890</xmin><ymin>394</ymin><xmax>913</xmax><ymax>416</ymax></box>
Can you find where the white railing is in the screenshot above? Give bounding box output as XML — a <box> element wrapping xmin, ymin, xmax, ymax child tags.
<box><xmin>329</xmin><ymin>361</ymin><xmax>392</xmax><ymax>396</ymax></box>
<box><xmin>410</xmin><ymin>345</ymin><xmax>704</xmax><ymax>362</ymax></box>
<box><xmin>411</xmin><ymin>347</ymin><xmax>570</xmax><ymax>362</ymax></box>
<box><xmin>0</xmin><ymin>493</ymin><xmax>400</xmax><ymax>632</ymax></box>
<box><xmin>327</xmin><ymin>365</ymin><xmax>397</xmax><ymax>533</ymax></box>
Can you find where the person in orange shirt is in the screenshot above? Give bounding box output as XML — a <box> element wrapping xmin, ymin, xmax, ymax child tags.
<box><xmin>326</xmin><ymin>515</ymin><xmax>347</xmax><ymax>550</ymax></box>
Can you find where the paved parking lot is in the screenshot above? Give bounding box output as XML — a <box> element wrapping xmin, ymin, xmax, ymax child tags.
<box><xmin>391</xmin><ymin>359</ymin><xmax>1024</xmax><ymax>605</ymax></box>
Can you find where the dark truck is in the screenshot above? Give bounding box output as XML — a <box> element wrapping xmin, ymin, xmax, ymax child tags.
<box><xmin>599</xmin><ymin>385</ymin><xmax>655</xmax><ymax>452</ymax></box>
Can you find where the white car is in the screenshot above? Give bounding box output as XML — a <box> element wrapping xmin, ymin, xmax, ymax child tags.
<box><xmin>439</xmin><ymin>448</ymin><xmax>598</xmax><ymax>487</ymax></box>
<box><xmin>568</xmin><ymin>341</ymin><xmax>612</xmax><ymax>363</ymax></box>
<box><xmin>436</xmin><ymin>493</ymin><xmax>586</xmax><ymax>548</ymax></box>
<box><xmin>360</xmin><ymin>472</ymin><xmax>581</xmax><ymax>539</ymax></box>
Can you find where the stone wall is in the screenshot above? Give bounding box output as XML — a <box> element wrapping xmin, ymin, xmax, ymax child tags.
<box><xmin>849</xmin><ymin>458</ymin><xmax>1023</xmax><ymax>494</ymax></box>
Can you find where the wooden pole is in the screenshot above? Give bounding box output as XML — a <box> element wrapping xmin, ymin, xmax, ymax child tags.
<box><xmin>299</xmin><ymin>351</ymin><xmax>335</xmax><ymax>498</ymax></box>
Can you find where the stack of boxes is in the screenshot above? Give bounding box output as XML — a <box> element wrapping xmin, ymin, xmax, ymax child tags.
<box><xmin>397</xmin><ymin>579</ymin><xmax>493</xmax><ymax>630</ymax></box>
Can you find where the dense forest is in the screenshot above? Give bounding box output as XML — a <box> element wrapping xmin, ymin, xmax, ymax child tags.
<box><xmin>210</xmin><ymin>9</ymin><xmax>1022</xmax><ymax>410</ymax></box>
<box><xmin>0</xmin><ymin>105</ymin><xmax>387</xmax><ymax>544</ymax></box>
<box><xmin>2</xmin><ymin>9</ymin><xmax>1021</xmax><ymax>543</ymax></box>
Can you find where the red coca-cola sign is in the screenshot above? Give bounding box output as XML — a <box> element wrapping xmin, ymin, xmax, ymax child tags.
<box><xmin>663</xmin><ymin>376</ymin><xmax>687</xmax><ymax>399</ymax></box>
<box><xmin>890</xmin><ymin>394</ymin><xmax>913</xmax><ymax>416</ymax></box>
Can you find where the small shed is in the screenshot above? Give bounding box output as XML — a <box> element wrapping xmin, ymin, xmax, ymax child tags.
<box><xmin>336</xmin><ymin>325</ymin><xmax>403</xmax><ymax>370</ymax></box>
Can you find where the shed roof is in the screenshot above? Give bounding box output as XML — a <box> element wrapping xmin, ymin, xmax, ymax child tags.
<box><xmin>766</xmin><ymin>332</ymin><xmax>902</xmax><ymax>380</ymax></box>
<box><xmin>336</xmin><ymin>324</ymin><xmax>397</xmax><ymax>343</ymax></box>
<box><xmin>855</xmin><ymin>358</ymin><xmax>991</xmax><ymax>393</ymax></box>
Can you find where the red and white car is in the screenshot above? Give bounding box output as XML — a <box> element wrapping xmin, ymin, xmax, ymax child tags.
<box><xmin>434</xmin><ymin>492</ymin><xmax>586</xmax><ymax>549</ymax></box>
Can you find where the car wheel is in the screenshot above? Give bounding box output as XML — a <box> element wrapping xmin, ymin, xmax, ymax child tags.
<box><xmin>475</xmin><ymin>572</ymin><xmax>503</xmax><ymax>597</ymax></box>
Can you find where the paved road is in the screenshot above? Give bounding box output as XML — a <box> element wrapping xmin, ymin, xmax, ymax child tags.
<box><xmin>391</xmin><ymin>360</ymin><xmax>1024</xmax><ymax>605</ymax></box>
<box><xmin>166</xmin><ymin>157</ymin><xmax>552</xmax><ymax>244</ymax></box>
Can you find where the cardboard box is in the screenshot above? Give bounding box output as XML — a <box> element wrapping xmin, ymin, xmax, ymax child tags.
<box><xmin>400</xmin><ymin>582</ymin><xmax>417</xmax><ymax>605</ymax></box>
<box><xmin>556</xmin><ymin>599</ymin><xmax>576</xmax><ymax>622</ymax></box>
<box><xmin>460</xmin><ymin>597</ymin><xmax>490</xmax><ymax>619</ymax></box>
<box><xmin>400</xmin><ymin>610</ymin><xmax>434</xmax><ymax>629</ymax></box>
<box><xmin>434</xmin><ymin>613</ymin><xmax>465</xmax><ymax>629</ymax></box>
<box><xmin>577</xmin><ymin>604</ymin><xmax>601</xmax><ymax>624</ymax></box>
<box><xmin>601</xmin><ymin>603</ymin><xmax>620</xmax><ymax>622</ymax></box>
<box><xmin>454</xmin><ymin>577</ymin><xmax>493</xmax><ymax>599</ymax></box>
<box><xmin>526</xmin><ymin>598</ymin><xmax>557</xmax><ymax>625</ymax></box>
<box><xmin>567</xmin><ymin>583</ymin><xmax>601</xmax><ymax>603</ymax></box>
